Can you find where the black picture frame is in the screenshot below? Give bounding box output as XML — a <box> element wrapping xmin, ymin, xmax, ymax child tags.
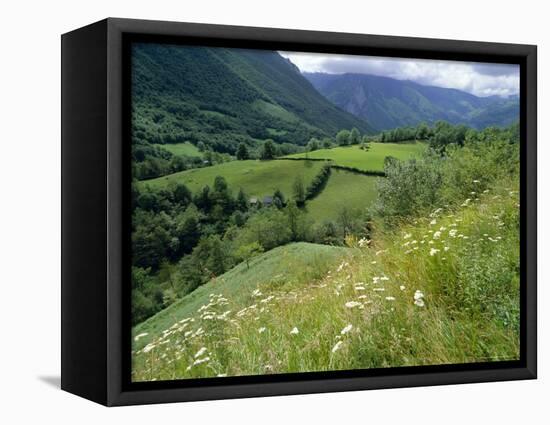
<box><xmin>61</xmin><ymin>17</ymin><xmax>537</xmax><ymax>406</ymax></box>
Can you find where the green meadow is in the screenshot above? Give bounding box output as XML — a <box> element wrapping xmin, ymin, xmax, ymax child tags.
<box><xmin>306</xmin><ymin>170</ymin><xmax>379</xmax><ymax>223</ymax></box>
<box><xmin>286</xmin><ymin>142</ymin><xmax>426</xmax><ymax>172</ymax></box>
<box><xmin>140</xmin><ymin>159</ymin><xmax>326</xmax><ymax>198</ymax></box>
<box><xmin>153</xmin><ymin>142</ymin><xmax>202</xmax><ymax>157</ymax></box>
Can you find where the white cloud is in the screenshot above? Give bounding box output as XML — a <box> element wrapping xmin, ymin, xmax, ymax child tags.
<box><xmin>279</xmin><ymin>51</ymin><xmax>519</xmax><ymax>97</ymax></box>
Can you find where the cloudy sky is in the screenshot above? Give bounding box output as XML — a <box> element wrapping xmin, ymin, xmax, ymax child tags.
<box><xmin>279</xmin><ymin>51</ymin><xmax>519</xmax><ymax>97</ymax></box>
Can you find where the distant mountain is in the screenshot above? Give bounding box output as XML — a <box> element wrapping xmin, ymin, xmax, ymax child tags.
<box><xmin>131</xmin><ymin>45</ymin><xmax>374</xmax><ymax>153</ymax></box>
<box><xmin>303</xmin><ymin>72</ymin><xmax>519</xmax><ymax>131</ymax></box>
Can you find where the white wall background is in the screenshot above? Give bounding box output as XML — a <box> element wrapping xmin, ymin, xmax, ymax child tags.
<box><xmin>0</xmin><ymin>0</ymin><xmax>546</xmax><ymax>422</ymax></box>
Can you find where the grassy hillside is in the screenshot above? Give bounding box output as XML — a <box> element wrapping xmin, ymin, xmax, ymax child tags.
<box><xmin>131</xmin><ymin>178</ymin><xmax>519</xmax><ymax>381</ymax></box>
<box><xmin>132</xmin><ymin>242</ymin><xmax>352</xmax><ymax>352</ymax></box>
<box><xmin>306</xmin><ymin>170</ymin><xmax>379</xmax><ymax>223</ymax></box>
<box><xmin>153</xmin><ymin>142</ymin><xmax>202</xmax><ymax>158</ymax></box>
<box><xmin>304</xmin><ymin>72</ymin><xmax>520</xmax><ymax>131</ymax></box>
<box><xmin>140</xmin><ymin>159</ymin><xmax>325</xmax><ymax>198</ymax></box>
<box><xmin>287</xmin><ymin>142</ymin><xmax>426</xmax><ymax>172</ymax></box>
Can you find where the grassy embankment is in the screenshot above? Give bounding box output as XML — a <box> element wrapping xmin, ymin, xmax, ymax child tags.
<box><xmin>132</xmin><ymin>176</ymin><xmax>520</xmax><ymax>381</ymax></box>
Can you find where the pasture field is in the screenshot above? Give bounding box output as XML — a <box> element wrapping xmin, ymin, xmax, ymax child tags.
<box><xmin>153</xmin><ymin>142</ymin><xmax>202</xmax><ymax>157</ymax></box>
<box><xmin>132</xmin><ymin>179</ymin><xmax>520</xmax><ymax>381</ymax></box>
<box><xmin>306</xmin><ymin>169</ymin><xmax>379</xmax><ymax>223</ymax></box>
<box><xmin>140</xmin><ymin>159</ymin><xmax>325</xmax><ymax>197</ymax></box>
<box><xmin>286</xmin><ymin>142</ymin><xmax>426</xmax><ymax>172</ymax></box>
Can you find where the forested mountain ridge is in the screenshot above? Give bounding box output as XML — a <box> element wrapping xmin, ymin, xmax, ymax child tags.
<box><xmin>304</xmin><ymin>72</ymin><xmax>519</xmax><ymax>131</ymax></box>
<box><xmin>131</xmin><ymin>44</ymin><xmax>374</xmax><ymax>154</ymax></box>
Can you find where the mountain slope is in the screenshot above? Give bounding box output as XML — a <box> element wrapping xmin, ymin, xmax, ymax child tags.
<box><xmin>304</xmin><ymin>72</ymin><xmax>519</xmax><ymax>131</ymax></box>
<box><xmin>131</xmin><ymin>44</ymin><xmax>374</xmax><ymax>153</ymax></box>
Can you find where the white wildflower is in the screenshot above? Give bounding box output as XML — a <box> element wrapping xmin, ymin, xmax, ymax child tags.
<box><xmin>134</xmin><ymin>332</ymin><xmax>148</xmax><ymax>341</ymax></box>
<box><xmin>414</xmin><ymin>290</ymin><xmax>425</xmax><ymax>307</ymax></box>
<box><xmin>142</xmin><ymin>343</ymin><xmax>155</xmax><ymax>354</ymax></box>
<box><xmin>444</xmin><ymin>246</ymin><xmax>450</xmax><ymax>252</ymax></box>
<box><xmin>194</xmin><ymin>356</ymin><xmax>210</xmax><ymax>366</ymax></box>
<box><xmin>345</xmin><ymin>301</ymin><xmax>362</xmax><ymax>308</ymax></box>
<box><xmin>385</xmin><ymin>296</ymin><xmax>396</xmax><ymax>301</ymax></box>
<box><xmin>373</xmin><ymin>288</ymin><xmax>385</xmax><ymax>292</ymax></box>
<box><xmin>341</xmin><ymin>324</ymin><xmax>353</xmax><ymax>335</ymax></box>
<box><xmin>430</xmin><ymin>219</ymin><xmax>437</xmax><ymax>225</ymax></box>
<box><xmin>336</xmin><ymin>261</ymin><xmax>348</xmax><ymax>272</ymax></box>
<box><xmin>429</xmin><ymin>248</ymin><xmax>440</xmax><ymax>256</ymax></box>
<box><xmin>194</xmin><ymin>347</ymin><xmax>207</xmax><ymax>358</ymax></box>
<box><xmin>358</xmin><ymin>237</ymin><xmax>370</xmax><ymax>247</ymax></box>
<box><xmin>380</xmin><ymin>276</ymin><xmax>390</xmax><ymax>281</ymax></box>
<box><xmin>258</xmin><ymin>327</ymin><xmax>266</xmax><ymax>334</ymax></box>
<box><xmin>433</xmin><ymin>231</ymin><xmax>441</xmax><ymax>239</ymax></box>
<box><xmin>449</xmin><ymin>229</ymin><xmax>458</xmax><ymax>237</ymax></box>
<box><xmin>331</xmin><ymin>340</ymin><xmax>343</xmax><ymax>353</ymax></box>
<box><xmin>290</xmin><ymin>327</ymin><xmax>299</xmax><ymax>335</ymax></box>
<box><xmin>399</xmin><ymin>285</ymin><xmax>406</xmax><ymax>291</ymax></box>
<box><xmin>404</xmin><ymin>233</ymin><xmax>412</xmax><ymax>239</ymax></box>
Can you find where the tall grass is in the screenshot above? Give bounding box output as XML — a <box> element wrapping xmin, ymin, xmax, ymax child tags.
<box><xmin>132</xmin><ymin>176</ymin><xmax>519</xmax><ymax>381</ymax></box>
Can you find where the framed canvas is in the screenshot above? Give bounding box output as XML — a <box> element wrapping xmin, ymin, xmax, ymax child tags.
<box><xmin>61</xmin><ymin>18</ymin><xmax>537</xmax><ymax>406</ymax></box>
